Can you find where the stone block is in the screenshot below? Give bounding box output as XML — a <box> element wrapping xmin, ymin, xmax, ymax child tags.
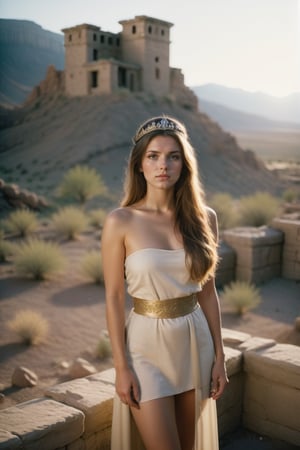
<box><xmin>271</xmin><ymin>218</ymin><xmax>300</xmax><ymax>244</ymax></box>
<box><xmin>224</xmin><ymin>346</ymin><xmax>243</xmax><ymax>378</ymax></box>
<box><xmin>283</xmin><ymin>244</ymin><xmax>300</xmax><ymax>262</ymax></box>
<box><xmin>236</xmin><ymin>264</ymin><xmax>281</xmax><ymax>284</ymax></box>
<box><xmin>45</xmin><ymin>369</ymin><xmax>115</xmax><ymax>436</ymax></box>
<box><xmin>68</xmin><ymin>438</ymin><xmax>85</xmax><ymax>450</ymax></box>
<box><xmin>217</xmin><ymin>371</ymin><xmax>243</xmax><ymax>436</ymax></box>
<box><xmin>243</xmin><ymin>373</ymin><xmax>300</xmax><ymax>446</ymax></box>
<box><xmin>244</xmin><ymin>344</ymin><xmax>300</xmax><ymax>389</ymax></box>
<box><xmin>282</xmin><ymin>261</ymin><xmax>300</xmax><ymax>280</ymax></box>
<box><xmin>222</xmin><ymin>328</ymin><xmax>251</xmax><ymax>348</ymax></box>
<box><xmin>238</xmin><ymin>336</ymin><xmax>276</xmax><ymax>352</ymax></box>
<box><xmin>216</xmin><ymin>242</ymin><xmax>236</xmax><ymax>287</ymax></box>
<box><xmin>223</xmin><ymin>227</ymin><xmax>283</xmax><ymax>283</ymax></box>
<box><xmin>223</xmin><ymin>227</ymin><xmax>283</xmax><ymax>247</ymax></box>
<box><xmin>218</xmin><ymin>241</ymin><xmax>236</xmax><ymax>267</ymax></box>
<box><xmin>0</xmin><ymin>430</ymin><xmax>22</xmax><ymax>449</ymax></box>
<box><xmin>242</xmin><ymin>344</ymin><xmax>300</xmax><ymax>446</ymax></box>
<box><xmin>83</xmin><ymin>427</ymin><xmax>111</xmax><ymax>450</ymax></box>
<box><xmin>0</xmin><ymin>398</ymin><xmax>84</xmax><ymax>450</ymax></box>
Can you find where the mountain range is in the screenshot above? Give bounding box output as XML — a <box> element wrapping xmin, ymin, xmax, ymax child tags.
<box><xmin>192</xmin><ymin>83</ymin><xmax>300</xmax><ymax>125</ymax></box>
<box><xmin>0</xmin><ymin>19</ymin><xmax>64</xmax><ymax>107</ymax></box>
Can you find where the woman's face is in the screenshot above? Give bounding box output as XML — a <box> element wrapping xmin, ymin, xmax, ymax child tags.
<box><xmin>140</xmin><ymin>135</ymin><xmax>183</xmax><ymax>190</ymax></box>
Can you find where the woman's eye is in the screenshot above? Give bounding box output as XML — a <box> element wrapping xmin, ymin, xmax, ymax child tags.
<box><xmin>170</xmin><ymin>154</ymin><xmax>180</xmax><ymax>160</ymax></box>
<box><xmin>148</xmin><ymin>153</ymin><xmax>158</xmax><ymax>159</ymax></box>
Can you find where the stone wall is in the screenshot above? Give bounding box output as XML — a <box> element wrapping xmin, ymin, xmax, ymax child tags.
<box><xmin>216</xmin><ymin>219</ymin><xmax>300</xmax><ymax>285</ymax></box>
<box><xmin>1</xmin><ymin>331</ymin><xmax>299</xmax><ymax>449</ymax></box>
<box><xmin>271</xmin><ymin>217</ymin><xmax>300</xmax><ymax>280</ymax></box>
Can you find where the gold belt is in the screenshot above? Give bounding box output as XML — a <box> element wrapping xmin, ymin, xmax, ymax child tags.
<box><xmin>132</xmin><ymin>293</ymin><xmax>198</xmax><ymax>319</ymax></box>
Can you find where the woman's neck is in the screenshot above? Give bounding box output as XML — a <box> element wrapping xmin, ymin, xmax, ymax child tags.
<box><xmin>140</xmin><ymin>189</ymin><xmax>175</xmax><ymax>213</ymax></box>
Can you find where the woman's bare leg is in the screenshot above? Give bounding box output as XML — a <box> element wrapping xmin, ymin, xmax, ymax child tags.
<box><xmin>130</xmin><ymin>396</ymin><xmax>181</xmax><ymax>450</ymax></box>
<box><xmin>175</xmin><ymin>389</ymin><xmax>195</xmax><ymax>450</ymax></box>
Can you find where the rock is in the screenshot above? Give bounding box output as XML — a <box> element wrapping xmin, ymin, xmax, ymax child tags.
<box><xmin>68</xmin><ymin>358</ymin><xmax>97</xmax><ymax>379</ymax></box>
<box><xmin>295</xmin><ymin>317</ymin><xmax>300</xmax><ymax>332</ymax></box>
<box><xmin>12</xmin><ymin>367</ymin><xmax>38</xmax><ymax>387</ymax></box>
<box><xmin>2</xmin><ymin>184</ymin><xmax>20</xmax><ymax>198</ymax></box>
<box><xmin>60</xmin><ymin>361</ymin><xmax>70</xmax><ymax>369</ymax></box>
<box><xmin>0</xmin><ymin>393</ymin><xmax>5</xmax><ymax>402</ymax></box>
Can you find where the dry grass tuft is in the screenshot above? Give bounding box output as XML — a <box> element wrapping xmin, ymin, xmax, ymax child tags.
<box><xmin>51</xmin><ymin>206</ymin><xmax>88</xmax><ymax>240</ymax></box>
<box><xmin>4</xmin><ymin>209</ymin><xmax>38</xmax><ymax>237</ymax></box>
<box><xmin>13</xmin><ymin>238</ymin><xmax>65</xmax><ymax>280</ymax></box>
<box><xmin>8</xmin><ymin>309</ymin><xmax>49</xmax><ymax>345</ymax></box>
<box><xmin>221</xmin><ymin>281</ymin><xmax>261</xmax><ymax>315</ymax></box>
<box><xmin>81</xmin><ymin>250</ymin><xmax>103</xmax><ymax>284</ymax></box>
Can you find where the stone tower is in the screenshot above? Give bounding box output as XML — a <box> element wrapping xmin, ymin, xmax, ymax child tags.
<box><xmin>61</xmin><ymin>16</ymin><xmax>192</xmax><ymax>100</ymax></box>
<box><xmin>119</xmin><ymin>16</ymin><xmax>173</xmax><ymax>96</ymax></box>
<box><xmin>62</xmin><ymin>23</ymin><xmax>121</xmax><ymax>96</ymax></box>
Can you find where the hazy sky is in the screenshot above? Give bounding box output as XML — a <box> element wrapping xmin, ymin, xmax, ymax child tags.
<box><xmin>1</xmin><ymin>0</ymin><xmax>299</xmax><ymax>97</ymax></box>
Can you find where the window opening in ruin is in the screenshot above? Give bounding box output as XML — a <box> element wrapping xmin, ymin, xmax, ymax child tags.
<box><xmin>93</xmin><ymin>33</ymin><xmax>97</xmax><ymax>41</ymax></box>
<box><xmin>93</xmin><ymin>49</ymin><xmax>98</xmax><ymax>61</ymax></box>
<box><xmin>108</xmin><ymin>36</ymin><xmax>113</xmax><ymax>45</ymax></box>
<box><xmin>118</xmin><ymin>67</ymin><xmax>127</xmax><ymax>87</ymax></box>
<box><xmin>132</xmin><ymin>25</ymin><xmax>136</xmax><ymax>34</ymax></box>
<box><xmin>155</xmin><ymin>57</ymin><xmax>159</xmax><ymax>62</ymax></box>
<box><xmin>129</xmin><ymin>73</ymin><xmax>135</xmax><ymax>91</ymax></box>
<box><xmin>155</xmin><ymin>68</ymin><xmax>160</xmax><ymax>80</ymax></box>
<box><xmin>148</xmin><ymin>26</ymin><xmax>152</xmax><ymax>34</ymax></box>
<box><xmin>91</xmin><ymin>71</ymin><xmax>98</xmax><ymax>88</ymax></box>
<box><xmin>100</xmin><ymin>35</ymin><xmax>105</xmax><ymax>43</ymax></box>
<box><xmin>68</xmin><ymin>34</ymin><xmax>72</xmax><ymax>42</ymax></box>
<box><xmin>116</xmin><ymin>37</ymin><xmax>120</xmax><ymax>46</ymax></box>
<box><xmin>161</xmin><ymin>29</ymin><xmax>165</xmax><ymax>36</ymax></box>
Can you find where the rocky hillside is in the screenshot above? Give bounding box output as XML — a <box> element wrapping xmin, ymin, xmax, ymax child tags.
<box><xmin>0</xmin><ymin>19</ymin><xmax>64</xmax><ymax>107</ymax></box>
<box><xmin>0</xmin><ymin>71</ymin><xmax>285</xmax><ymax>212</ymax></box>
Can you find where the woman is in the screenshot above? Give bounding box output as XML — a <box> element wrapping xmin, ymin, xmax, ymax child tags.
<box><xmin>101</xmin><ymin>116</ymin><xmax>228</xmax><ymax>450</ymax></box>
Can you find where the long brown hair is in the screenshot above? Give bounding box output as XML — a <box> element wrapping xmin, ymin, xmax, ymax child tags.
<box><xmin>121</xmin><ymin>116</ymin><xmax>218</xmax><ymax>283</ymax></box>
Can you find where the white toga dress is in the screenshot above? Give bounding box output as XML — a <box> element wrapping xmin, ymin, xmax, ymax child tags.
<box><xmin>111</xmin><ymin>248</ymin><xmax>219</xmax><ymax>450</ymax></box>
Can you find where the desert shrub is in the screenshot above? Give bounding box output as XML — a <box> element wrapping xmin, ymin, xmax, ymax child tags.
<box><xmin>282</xmin><ymin>188</ymin><xmax>299</xmax><ymax>203</ymax></box>
<box><xmin>13</xmin><ymin>238</ymin><xmax>65</xmax><ymax>280</ymax></box>
<box><xmin>81</xmin><ymin>250</ymin><xmax>103</xmax><ymax>283</ymax></box>
<box><xmin>96</xmin><ymin>332</ymin><xmax>112</xmax><ymax>359</ymax></box>
<box><xmin>89</xmin><ymin>208</ymin><xmax>107</xmax><ymax>229</ymax></box>
<box><xmin>221</xmin><ymin>281</ymin><xmax>261</xmax><ymax>315</ymax></box>
<box><xmin>52</xmin><ymin>206</ymin><xmax>88</xmax><ymax>240</ymax></box>
<box><xmin>57</xmin><ymin>165</ymin><xmax>107</xmax><ymax>205</ymax></box>
<box><xmin>4</xmin><ymin>209</ymin><xmax>38</xmax><ymax>237</ymax></box>
<box><xmin>0</xmin><ymin>239</ymin><xmax>17</xmax><ymax>262</ymax></box>
<box><xmin>8</xmin><ymin>309</ymin><xmax>49</xmax><ymax>345</ymax></box>
<box><xmin>209</xmin><ymin>193</ymin><xmax>239</xmax><ymax>230</ymax></box>
<box><xmin>238</xmin><ymin>192</ymin><xmax>280</xmax><ymax>227</ymax></box>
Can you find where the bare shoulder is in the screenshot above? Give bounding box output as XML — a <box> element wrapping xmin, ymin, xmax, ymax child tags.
<box><xmin>102</xmin><ymin>207</ymin><xmax>136</xmax><ymax>238</ymax></box>
<box><xmin>205</xmin><ymin>206</ymin><xmax>218</xmax><ymax>236</ymax></box>
<box><xmin>105</xmin><ymin>207</ymin><xmax>134</xmax><ymax>226</ymax></box>
<box><xmin>205</xmin><ymin>206</ymin><xmax>217</xmax><ymax>223</ymax></box>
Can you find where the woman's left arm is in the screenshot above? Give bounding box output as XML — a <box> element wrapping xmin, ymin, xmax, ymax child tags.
<box><xmin>197</xmin><ymin>278</ymin><xmax>228</xmax><ymax>399</ymax></box>
<box><xmin>197</xmin><ymin>208</ymin><xmax>229</xmax><ymax>400</ymax></box>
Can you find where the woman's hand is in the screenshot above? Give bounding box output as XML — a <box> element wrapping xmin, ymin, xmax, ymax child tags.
<box><xmin>210</xmin><ymin>358</ymin><xmax>229</xmax><ymax>400</ymax></box>
<box><xmin>115</xmin><ymin>367</ymin><xmax>140</xmax><ymax>409</ymax></box>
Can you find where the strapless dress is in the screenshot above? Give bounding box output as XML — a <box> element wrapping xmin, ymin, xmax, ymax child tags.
<box><xmin>111</xmin><ymin>248</ymin><xmax>219</xmax><ymax>450</ymax></box>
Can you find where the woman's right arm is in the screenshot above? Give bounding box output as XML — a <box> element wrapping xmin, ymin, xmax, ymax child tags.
<box><xmin>101</xmin><ymin>209</ymin><xmax>140</xmax><ymax>408</ymax></box>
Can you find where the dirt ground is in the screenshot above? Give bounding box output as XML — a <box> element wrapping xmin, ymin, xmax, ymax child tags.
<box><xmin>0</xmin><ymin>225</ymin><xmax>299</xmax><ymax>416</ymax></box>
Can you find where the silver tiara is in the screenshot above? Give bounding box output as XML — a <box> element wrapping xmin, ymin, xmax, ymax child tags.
<box><xmin>133</xmin><ymin>117</ymin><xmax>184</xmax><ymax>143</ymax></box>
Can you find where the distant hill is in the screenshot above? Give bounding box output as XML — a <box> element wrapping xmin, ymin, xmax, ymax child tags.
<box><xmin>0</xmin><ymin>75</ymin><xmax>284</xmax><ymax>205</ymax></box>
<box><xmin>192</xmin><ymin>83</ymin><xmax>300</xmax><ymax>124</ymax></box>
<box><xmin>193</xmin><ymin>92</ymin><xmax>300</xmax><ymax>162</ymax></box>
<box><xmin>0</xmin><ymin>19</ymin><xmax>64</xmax><ymax>107</ymax></box>
<box><xmin>197</xmin><ymin>99</ymin><xmax>300</xmax><ymax>133</ymax></box>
